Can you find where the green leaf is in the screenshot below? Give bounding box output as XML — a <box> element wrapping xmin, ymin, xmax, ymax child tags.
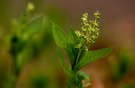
<box><xmin>25</xmin><ymin>16</ymin><xmax>43</xmax><ymax>39</ymax></box>
<box><xmin>78</xmin><ymin>71</ymin><xmax>91</xmax><ymax>88</ymax></box>
<box><xmin>64</xmin><ymin>43</ymin><xmax>75</xmax><ymax>70</ymax></box>
<box><xmin>52</xmin><ymin>22</ymin><xmax>68</xmax><ymax>48</ymax></box>
<box><xmin>56</xmin><ymin>49</ymin><xmax>70</xmax><ymax>73</ymax></box>
<box><xmin>67</xmin><ymin>27</ymin><xmax>81</xmax><ymax>70</ymax></box>
<box><xmin>76</xmin><ymin>47</ymin><xmax>113</xmax><ymax>70</ymax></box>
<box><xmin>69</xmin><ymin>27</ymin><xmax>78</xmax><ymax>45</ymax></box>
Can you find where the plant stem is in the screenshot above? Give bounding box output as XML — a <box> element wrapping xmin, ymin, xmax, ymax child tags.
<box><xmin>73</xmin><ymin>49</ymin><xmax>82</xmax><ymax>71</ymax></box>
<box><xmin>66</xmin><ymin>73</ymin><xmax>83</xmax><ymax>88</ymax></box>
<box><xmin>10</xmin><ymin>54</ymin><xmax>20</xmax><ymax>88</ymax></box>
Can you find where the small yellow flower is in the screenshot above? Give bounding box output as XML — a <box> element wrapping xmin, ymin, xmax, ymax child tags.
<box><xmin>94</xmin><ymin>10</ymin><xmax>100</xmax><ymax>19</ymax></box>
<box><xmin>27</xmin><ymin>2</ymin><xmax>35</xmax><ymax>11</ymax></box>
<box><xmin>75</xmin><ymin>31</ymin><xmax>81</xmax><ymax>37</ymax></box>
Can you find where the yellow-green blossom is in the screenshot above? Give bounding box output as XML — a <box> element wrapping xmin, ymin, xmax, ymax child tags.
<box><xmin>75</xmin><ymin>30</ymin><xmax>81</xmax><ymax>37</ymax></box>
<box><xmin>27</xmin><ymin>2</ymin><xmax>35</xmax><ymax>12</ymax></box>
<box><xmin>76</xmin><ymin>11</ymin><xmax>100</xmax><ymax>50</ymax></box>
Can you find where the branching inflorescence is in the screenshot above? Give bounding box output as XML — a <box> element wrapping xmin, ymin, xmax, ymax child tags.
<box><xmin>75</xmin><ymin>11</ymin><xmax>100</xmax><ymax>51</ymax></box>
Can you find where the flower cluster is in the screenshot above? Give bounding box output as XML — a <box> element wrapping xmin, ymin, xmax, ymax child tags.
<box><xmin>75</xmin><ymin>11</ymin><xmax>100</xmax><ymax>51</ymax></box>
<box><xmin>27</xmin><ymin>2</ymin><xmax>35</xmax><ymax>12</ymax></box>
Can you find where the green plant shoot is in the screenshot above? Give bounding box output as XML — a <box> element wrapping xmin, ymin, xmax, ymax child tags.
<box><xmin>7</xmin><ymin>2</ymin><xmax>43</xmax><ymax>88</ymax></box>
<box><xmin>52</xmin><ymin>11</ymin><xmax>113</xmax><ymax>88</ymax></box>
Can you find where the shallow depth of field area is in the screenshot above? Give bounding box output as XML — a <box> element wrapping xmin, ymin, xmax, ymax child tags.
<box><xmin>0</xmin><ymin>0</ymin><xmax>135</xmax><ymax>88</ymax></box>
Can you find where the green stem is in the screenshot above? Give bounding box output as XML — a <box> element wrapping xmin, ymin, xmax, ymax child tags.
<box><xmin>66</xmin><ymin>73</ymin><xmax>83</xmax><ymax>88</ymax></box>
<box><xmin>73</xmin><ymin>49</ymin><xmax>82</xmax><ymax>72</ymax></box>
<box><xmin>10</xmin><ymin>54</ymin><xmax>20</xmax><ymax>88</ymax></box>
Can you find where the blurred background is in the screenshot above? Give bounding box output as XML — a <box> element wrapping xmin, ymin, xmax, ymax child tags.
<box><xmin>0</xmin><ymin>0</ymin><xmax>135</xmax><ymax>88</ymax></box>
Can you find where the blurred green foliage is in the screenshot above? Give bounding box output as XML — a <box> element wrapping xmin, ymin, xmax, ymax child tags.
<box><xmin>0</xmin><ymin>2</ymin><xmax>62</xmax><ymax>88</ymax></box>
<box><xmin>108</xmin><ymin>49</ymin><xmax>135</xmax><ymax>88</ymax></box>
<box><xmin>111</xmin><ymin>49</ymin><xmax>131</xmax><ymax>82</ymax></box>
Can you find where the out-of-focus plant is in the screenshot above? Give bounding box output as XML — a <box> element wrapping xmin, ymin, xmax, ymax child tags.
<box><xmin>6</xmin><ymin>2</ymin><xmax>46</xmax><ymax>88</ymax></box>
<box><xmin>108</xmin><ymin>49</ymin><xmax>134</xmax><ymax>88</ymax></box>
<box><xmin>29</xmin><ymin>73</ymin><xmax>50</xmax><ymax>88</ymax></box>
<box><xmin>52</xmin><ymin>11</ymin><xmax>113</xmax><ymax>88</ymax></box>
<box><xmin>122</xmin><ymin>84</ymin><xmax>135</xmax><ymax>88</ymax></box>
<box><xmin>111</xmin><ymin>49</ymin><xmax>131</xmax><ymax>82</ymax></box>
